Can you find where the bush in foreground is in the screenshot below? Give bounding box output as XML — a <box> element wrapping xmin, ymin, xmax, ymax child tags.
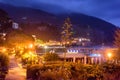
<box><xmin>27</xmin><ymin>63</ymin><xmax>120</xmax><ymax>80</ymax></box>
<box><xmin>0</xmin><ymin>52</ymin><xmax>9</xmax><ymax>79</ymax></box>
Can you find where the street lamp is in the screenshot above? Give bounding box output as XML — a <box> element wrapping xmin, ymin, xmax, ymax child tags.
<box><xmin>2</xmin><ymin>48</ymin><xmax>6</xmax><ymax>52</ymax></box>
<box><xmin>28</xmin><ymin>44</ymin><xmax>33</xmax><ymax>49</ymax></box>
<box><xmin>44</xmin><ymin>46</ymin><xmax>48</xmax><ymax>49</ymax></box>
<box><xmin>107</xmin><ymin>52</ymin><xmax>112</xmax><ymax>58</ymax></box>
<box><xmin>107</xmin><ymin>52</ymin><xmax>112</xmax><ymax>63</ymax></box>
<box><xmin>44</xmin><ymin>46</ymin><xmax>48</xmax><ymax>53</ymax></box>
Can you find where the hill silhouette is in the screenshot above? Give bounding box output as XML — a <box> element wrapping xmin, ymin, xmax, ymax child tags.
<box><xmin>0</xmin><ymin>3</ymin><xmax>117</xmax><ymax>45</ymax></box>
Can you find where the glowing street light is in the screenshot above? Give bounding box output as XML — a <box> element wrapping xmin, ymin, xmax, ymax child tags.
<box><xmin>0</xmin><ymin>47</ymin><xmax>7</xmax><ymax>52</ymax></box>
<box><xmin>44</xmin><ymin>46</ymin><xmax>48</xmax><ymax>49</ymax></box>
<box><xmin>29</xmin><ymin>51</ymin><xmax>33</xmax><ymax>55</ymax></box>
<box><xmin>44</xmin><ymin>46</ymin><xmax>48</xmax><ymax>53</ymax></box>
<box><xmin>107</xmin><ymin>52</ymin><xmax>112</xmax><ymax>58</ymax></box>
<box><xmin>28</xmin><ymin>44</ymin><xmax>33</xmax><ymax>49</ymax></box>
<box><xmin>2</xmin><ymin>48</ymin><xmax>6</xmax><ymax>52</ymax></box>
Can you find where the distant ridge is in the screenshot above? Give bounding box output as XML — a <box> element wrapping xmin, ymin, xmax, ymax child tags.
<box><xmin>0</xmin><ymin>3</ymin><xmax>117</xmax><ymax>45</ymax></box>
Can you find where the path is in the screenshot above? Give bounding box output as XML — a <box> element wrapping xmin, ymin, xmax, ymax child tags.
<box><xmin>5</xmin><ymin>55</ymin><xmax>26</xmax><ymax>80</ymax></box>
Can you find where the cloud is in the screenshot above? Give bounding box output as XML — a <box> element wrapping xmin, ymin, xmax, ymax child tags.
<box><xmin>0</xmin><ymin>0</ymin><xmax>120</xmax><ymax>26</ymax></box>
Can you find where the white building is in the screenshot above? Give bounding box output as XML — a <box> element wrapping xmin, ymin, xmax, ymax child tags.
<box><xmin>36</xmin><ymin>45</ymin><xmax>117</xmax><ymax>64</ymax></box>
<box><xmin>12</xmin><ymin>22</ymin><xmax>19</xmax><ymax>29</ymax></box>
<box><xmin>72</xmin><ymin>37</ymin><xmax>91</xmax><ymax>46</ymax></box>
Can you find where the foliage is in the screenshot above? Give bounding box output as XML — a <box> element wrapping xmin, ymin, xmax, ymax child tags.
<box><xmin>0</xmin><ymin>9</ymin><xmax>12</xmax><ymax>47</ymax></box>
<box><xmin>0</xmin><ymin>9</ymin><xmax>12</xmax><ymax>32</ymax></box>
<box><xmin>112</xmin><ymin>48</ymin><xmax>120</xmax><ymax>60</ymax></box>
<box><xmin>35</xmin><ymin>39</ymin><xmax>44</xmax><ymax>46</ymax></box>
<box><xmin>102</xmin><ymin>63</ymin><xmax>120</xmax><ymax>80</ymax></box>
<box><xmin>114</xmin><ymin>29</ymin><xmax>120</xmax><ymax>60</ymax></box>
<box><xmin>43</xmin><ymin>53</ymin><xmax>60</xmax><ymax>61</ymax></box>
<box><xmin>61</xmin><ymin>17</ymin><xmax>73</xmax><ymax>46</ymax></box>
<box><xmin>0</xmin><ymin>35</ymin><xmax>5</xmax><ymax>46</ymax></box>
<box><xmin>27</xmin><ymin>63</ymin><xmax>120</xmax><ymax>80</ymax></box>
<box><xmin>5</xmin><ymin>30</ymin><xmax>34</xmax><ymax>48</ymax></box>
<box><xmin>5</xmin><ymin>29</ymin><xmax>35</xmax><ymax>61</ymax></box>
<box><xmin>114</xmin><ymin>29</ymin><xmax>120</xmax><ymax>48</ymax></box>
<box><xmin>0</xmin><ymin>52</ymin><xmax>9</xmax><ymax>68</ymax></box>
<box><xmin>27</xmin><ymin>64</ymin><xmax>71</xmax><ymax>80</ymax></box>
<box><xmin>21</xmin><ymin>52</ymin><xmax>39</xmax><ymax>66</ymax></box>
<box><xmin>27</xmin><ymin>65</ymin><xmax>42</xmax><ymax>80</ymax></box>
<box><xmin>0</xmin><ymin>52</ymin><xmax>9</xmax><ymax>79</ymax></box>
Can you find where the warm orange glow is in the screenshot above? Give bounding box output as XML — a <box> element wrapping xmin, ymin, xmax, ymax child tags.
<box><xmin>107</xmin><ymin>52</ymin><xmax>112</xmax><ymax>58</ymax></box>
<box><xmin>28</xmin><ymin>44</ymin><xmax>33</xmax><ymax>48</ymax></box>
<box><xmin>2</xmin><ymin>48</ymin><xmax>6</xmax><ymax>52</ymax></box>
<box><xmin>44</xmin><ymin>46</ymin><xmax>48</xmax><ymax>49</ymax></box>
<box><xmin>23</xmin><ymin>53</ymin><xmax>30</xmax><ymax>58</ymax></box>
<box><xmin>29</xmin><ymin>51</ymin><xmax>33</xmax><ymax>55</ymax></box>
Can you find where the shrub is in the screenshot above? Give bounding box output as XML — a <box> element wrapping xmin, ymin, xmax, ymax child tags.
<box><xmin>102</xmin><ymin>63</ymin><xmax>120</xmax><ymax>80</ymax></box>
<box><xmin>27</xmin><ymin>63</ymin><xmax>120</xmax><ymax>80</ymax></box>
<box><xmin>43</xmin><ymin>53</ymin><xmax>60</xmax><ymax>61</ymax></box>
<box><xmin>0</xmin><ymin>52</ymin><xmax>9</xmax><ymax>79</ymax></box>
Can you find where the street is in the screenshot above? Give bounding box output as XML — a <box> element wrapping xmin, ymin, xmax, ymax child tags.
<box><xmin>5</xmin><ymin>55</ymin><xmax>26</xmax><ymax>80</ymax></box>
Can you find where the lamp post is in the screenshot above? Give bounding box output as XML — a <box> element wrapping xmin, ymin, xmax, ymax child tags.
<box><xmin>2</xmin><ymin>47</ymin><xmax>6</xmax><ymax>52</ymax></box>
<box><xmin>29</xmin><ymin>44</ymin><xmax>33</xmax><ymax>49</ymax></box>
<box><xmin>44</xmin><ymin>46</ymin><xmax>48</xmax><ymax>54</ymax></box>
<box><xmin>107</xmin><ymin>52</ymin><xmax>112</xmax><ymax>63</ymax></box>
<box><xmin>107</xmin><ymin>53</ymin><xmax>112</xmax><ymax>58</ymax></box>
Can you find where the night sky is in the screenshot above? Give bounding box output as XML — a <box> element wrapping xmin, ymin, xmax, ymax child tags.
<box><xmin>0</xmin><ymin>0</ymin><xmax>120</xmax><ymax>27</ymax></box>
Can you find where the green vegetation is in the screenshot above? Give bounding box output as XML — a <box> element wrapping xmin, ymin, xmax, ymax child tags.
<box><xmin>6</xmin><ymin>30</ymin><xmax>34</xmax><ymax>48</ymax></box>
<box><xmin>21</xmin><ymin>51</ymin><xmax>39</xmax><ymax>67</ymax></box>
<box><xmin>61</xmin><ymin>17</ymin><xmax>74</xmax><ymax>46</ymax></box>
<box><xmin>0</xmin><ymin>52</ymin><xmax>9</xmax><ymax>79</ymax></box>
<box><xmin>5</xmin><ymin>30</ymin><xmax>36</xmax><ymax>68</ymax></box>
<box><xmin>114</xmin><ymin>29</ymin><xmax>120</xmax><ymax>62</ymax></box>
<box><xmin>35</xmin><ymin>39</ymin><xmax>44</xmax><ymax>46</ymax></box>
<box><xmin>43</xmin><ymin>52</ymin><xmax>60</xmax><ymax>62</ymax></box>
<box><xmin>27</xmin><ymin>63</ymin><xmax>120</xmax><ymax>80</ymax></box>
<box><xmin>114</xmin><ymin>29</ymin><xmax>120</xmax><ymax>48</ymax></box>
<box><xmin>0</xmin><ymin>9</ymin><xmax>12</xmax><ymax>32</ymax></box>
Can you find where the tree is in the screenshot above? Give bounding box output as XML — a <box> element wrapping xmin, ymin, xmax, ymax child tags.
<box><xmin>0</xmin><ymin>9</ymin><xmax>12</xmax><ymax>32</ymax></box>
<box><xmin>5</xmin><ymin>30</ymin><xmax>35</xmax><ymax>58</ymax></box>
<box><xmin>114</xmin><ymin>29</ymin><xmax>120</xmax><ymax>47</ymax></box>
<box><xmin>5</xmin><ymin>30</ymin><xmax>34</xmax><ymax>48</ymax></box>
<box><xmin>114</xmin><ymin>29</ymin><xmax>120</xmax><ymax>60</ymax></box>
<box><xmin>43</xmin><ymin>53</ymin><xmax>60</xmax><ymax>61</ymax></box>
<box><xmin>0</xmin><ymin>9</ymin><xmax>12</xmax><ymax>46</ymax></box>
<box><xmin>61</xmin><ymin>17</ymin><xmax>73</xmax><ymax>46</ymax></box>
<box><xmin>35</xmin><ymin>39</ymin><xmax>44</xmax><ymax>46</ymax></box>
<box><xmin>0</xmin><ymin>52</ymin><xmax>9</xmax><ymax>79</ymax></box>
<box><xmin>0</xmin><ymin>52</ymin><xmax>9</xmax><ymax>68</ymax></box>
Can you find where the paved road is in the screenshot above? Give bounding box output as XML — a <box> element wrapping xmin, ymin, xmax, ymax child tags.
<box><xmin>5</xmin><ymin>55</ymin><xmax>26</xmax><ymax>80</ymax></box>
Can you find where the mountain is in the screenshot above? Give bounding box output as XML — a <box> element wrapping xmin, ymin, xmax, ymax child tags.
<box><xmin>0</xmin><ymin>8</ymin><xmax>12</xmax><ymax>33</ymax></box>
<box><xmin>0</xmin><ymin>3</ymin><xmax>57</xmax><ymax>23</ymax></box>
<box><xmin>0</xmin><ymin>3</ymin><xmax>117</xmax><ymax>45</ymax></box>
<box><xmin>56</xmin><ymin>13</ymin><xmax>117</xmax><ymax>44</ymax></box>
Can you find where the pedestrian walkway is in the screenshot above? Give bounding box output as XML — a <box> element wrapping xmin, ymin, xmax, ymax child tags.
<box><xmin>5</xmin><ymin>55</ymin><xmax>26</xmax><ymax>80</ymax></box>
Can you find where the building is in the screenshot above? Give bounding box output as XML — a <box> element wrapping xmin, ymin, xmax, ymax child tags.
<box><xmin>72</xmin><ymin>37</ymin><xmax>91</xmax><ymax>46</ymax></box>
<box><xmin>12</xmin><ymin>22</ymin><xmax>19</xmax><ymax>29</ymax></box>
<box><xmin>36</xmin><ymin>45</ymin><xmax>117</xmax><ymax>64</ymax></box>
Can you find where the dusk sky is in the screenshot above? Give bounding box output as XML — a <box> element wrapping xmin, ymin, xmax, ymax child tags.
<box><xmin>0</xmin><ymin>0</ymin><xmax>120</xmax><ymax>27</ymax></box>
